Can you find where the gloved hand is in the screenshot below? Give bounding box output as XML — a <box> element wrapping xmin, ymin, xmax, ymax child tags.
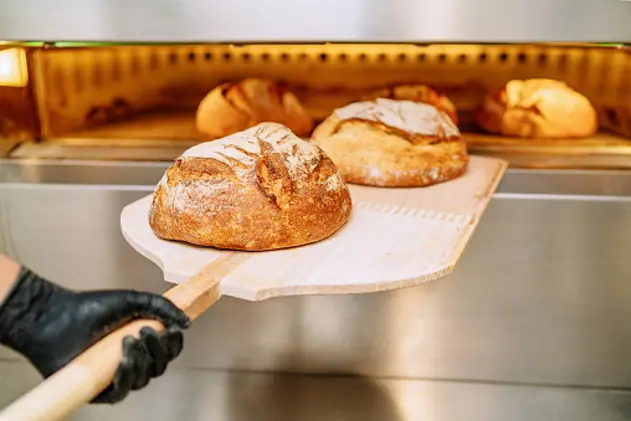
<box><xmin>0</xmin><ymin>266</ymin><xmax>190</xmax><ymax>404</ymax></box>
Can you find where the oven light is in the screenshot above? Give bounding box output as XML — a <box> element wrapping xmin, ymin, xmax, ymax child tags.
<box><xmin>0</xmin><ymin>47</ymin><xmax>28</xmax><ymax>87</ymax></box>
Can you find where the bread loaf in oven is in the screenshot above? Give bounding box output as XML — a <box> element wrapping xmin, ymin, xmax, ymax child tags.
<box><xmin>195</xmin><ymin>78</ymin><xmax>314</xmax><ymax>139</ymax></box>
<box><xmin>312</xmin><ymin>98</ymin><xmax>468</xmax><ymax>187</ymax></box>
<box><xmin>150</xmin><ymin>122</ymin><xmax>352</xmax><ymax>251</ymax></box>
<box><xmin>476</xmin><ymin>78</ymin><xmax>598</xmax><ymax>138</ymax></box>
<box><xmin>363</xmin><ymin>84</ymin><xmax>459</xmax><ymax>124</ymax></box>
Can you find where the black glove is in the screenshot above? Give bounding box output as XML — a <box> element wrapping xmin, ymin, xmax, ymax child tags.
<box><xmin>0</xmin><ymin>266</ymin><xmax>191</xmax><ymax>404</ymax></box>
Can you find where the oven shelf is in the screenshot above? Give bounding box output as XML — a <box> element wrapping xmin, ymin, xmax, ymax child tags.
<box><xmin>8</xmin><ymin>110</ymin><xmax>631</xmax><ymax>169</ymax></box>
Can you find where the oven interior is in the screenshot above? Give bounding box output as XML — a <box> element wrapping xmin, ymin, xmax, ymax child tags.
<box><xmin>1</xmin><ymin>42</ymin><xmax>630</xmax><ymax>168</ymax></box>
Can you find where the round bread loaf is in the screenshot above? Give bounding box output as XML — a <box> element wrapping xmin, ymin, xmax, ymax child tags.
<box><xmin>150</xmin><ymin>122</ymin><xmax>352</xmax><ymax>251</ymax></box>
<box><xmin>311</xmin><ymin>98</ymin><xmax>468</xmax><ymax>188</ymax></box>
<box><xmin>362</xmin><ymin>84</ymin><xmax>459</xmax><ymax>124</ymax></box>
<box><xmin>476</xmin><ymin>78</ymin><xmax>598</xmax><ymax>138</ymax></box>
<box><xmin>195</xmin><ymin>78</ymin><xmax>314</xmax><ymax>139</ymax></box>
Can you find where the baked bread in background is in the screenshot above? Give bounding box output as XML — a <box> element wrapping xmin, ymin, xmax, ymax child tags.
<box><xmin>312</xmin><ymin>98</ymin><xmax>468</xmax><ymax>187</ymax></box>
<box><xmin>195</xmin><ymin>78</ymin><xmax>314</xmax><ymax>139</ymax></box>
<box><xmin>150</xmin><ymin>122</ymin><xmax>351</xmax><ymax>251</ymax></box>
<box><xmin>363</xmin><ymin>84</ymin><xmax>459</xmax><ymax>124</ymax></box>
<box><xmin>476</xmin><ymin>78</ymin><xmax>598</xmax><ymax>138</ymax></box>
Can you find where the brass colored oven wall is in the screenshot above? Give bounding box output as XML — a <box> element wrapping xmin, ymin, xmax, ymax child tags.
<box><xmin>0</xmin><ymin>48</ymin><xmax>40</xmax><ymax>155</ymax></box>
<box><xmin>30</xmin><ymin>44</ymin><xmax>631</xmax><ymax>140</ymax></box>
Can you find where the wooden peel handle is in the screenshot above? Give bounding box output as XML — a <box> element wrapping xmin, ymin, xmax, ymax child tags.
<box><xmin>0</xmin><ymin>318</ymin><xmax>171</xmax><ymax>421</ymax></box>
<box><xmin>0</xmin><ymin>264</ymin><xmax>225</xmax><ymax>421</ymax></box>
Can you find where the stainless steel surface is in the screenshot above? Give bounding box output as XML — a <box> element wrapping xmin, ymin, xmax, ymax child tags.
<box><xmin>2</xmin><ymin>362</ymin><xmax>630</xmax><ymax>421</ymax></box>
<box><xmin>467</xmin><ymin>151</ymin><xmax>631</xmax><ymax>171</ymax></box>
<box><xmin>11</xmin><ymin>142</ymin><xmax>631</xmax><ymax>171</ymax></box>
<box><xmin>1</xmin><ymin>0</ymin><xmax>631</xmax><ymax>43</ymax></box>
<box><xmin>1</xmin><ymin>160</ymin><xmax>631</xmax><ymax>419</ymax></box>
<box><xmin>4</xmin><ymin>159</ymin><xmax>631</xmax><ymax>196</ymax></box>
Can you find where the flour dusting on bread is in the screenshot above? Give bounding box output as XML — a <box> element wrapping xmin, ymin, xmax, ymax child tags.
<box><xmin>325</xmin><ymin>173</ymin><xmax>344</xmax><ymax>191</ymax></box>
<box><xmin>150</xmin><ymin>122</ymin><xmax>352</xmax><ymax>251</ymax></box>
<box><xmin>334</xmin><ymin>98</ymin><xmax>460</xmax><ymax>138</ymax></box>
<box><xmin>312</xmin><ymin>99</ymin><xmax>468</xmax><ymax>188</ymax></box>
<box><xmin>181</xmin><ymin>122</ymin><xmax>322</xmax><ymax>181</ymax></box>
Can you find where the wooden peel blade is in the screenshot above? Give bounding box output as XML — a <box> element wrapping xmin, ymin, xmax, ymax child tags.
<box><xmin>0</xmin><ymin>253</ymin><xmax>248</xmax><ymax>421</ymax></box>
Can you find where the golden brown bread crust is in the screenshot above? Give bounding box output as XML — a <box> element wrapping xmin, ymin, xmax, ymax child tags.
<box><xmin>150</xmin><ymin>122</ymin><xmax>352</xmax><ymax>251</ymax></box>
<box><xmin>312</xmin><ymin>98</ymin><xmax>468</xmax><ymax>188</ymax></box>
<box><xmin>195</xmin><ymin>78</ymin><xmax>314</xmax><ymax>139</ymax></box>
<box><xmin>363</xmin><ymin>84</ymin><xmax>459</xmax><ymax>125</ymax></box>
<box><xmin>476</xmin><ymin>78</ymin><xmax>598</xmax><ymax>138</ymax></box>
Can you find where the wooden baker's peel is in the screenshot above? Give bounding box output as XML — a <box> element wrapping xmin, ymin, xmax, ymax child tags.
<box><xmin>0</xmin><ymin>155</ymin><xmax>507</xmax><ymax>421</ymax></box>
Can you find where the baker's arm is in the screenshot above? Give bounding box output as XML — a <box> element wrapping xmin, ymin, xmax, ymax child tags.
<box><xmin>0</xmin><ymin>254</ymin><xmax>20</xmax><ymax>303</ymax></box>
<box><xmin>0</xmin><ymin>253</ymin><xmax>190</xmax><ymax>403</ymax></box>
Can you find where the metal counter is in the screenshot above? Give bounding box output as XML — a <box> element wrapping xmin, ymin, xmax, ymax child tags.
<box><xmin>1</xmin><ymin>159</ymin><xmax>631</xmax><ymax>420</ymax></box>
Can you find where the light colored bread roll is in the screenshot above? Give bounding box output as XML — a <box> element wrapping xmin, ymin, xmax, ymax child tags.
<box><xmin>363</xmin><ymin>84</ymin><xmax>459</xmax><ymax>124</ymax></box>
<box><xmin>312</xmin><ymin>98</ymin><xmax>468</xmax><ymax>188</ymax></box>
<box><xmin>195</xmin><ymin>78</ymin><xmax>314</xmax><ymax>139</ymax></box>
<box><xmin>150</xmin><ymin>122</ymin><xmax>351</xmax><ymax>251</ymax></box>
<box><xmin>476</xmin><ymin>78</ymin><xmax>598</xmax><ymax>138</ymax></box>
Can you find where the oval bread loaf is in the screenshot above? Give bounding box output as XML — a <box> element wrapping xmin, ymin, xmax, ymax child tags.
<box><xmin>312</xmin><ymin>98</ymin><xmax>468</xmax><ymax>188</ymax></box>
<box><xmin>362</xmin><ymin>84</ymin><xmax>459</xmax><ymax>124</ymax></box>
<box><xmin>195</xmin><ymin>78</ymin><xmax>314</xmax><ymax>139</ymax></box>
<box><xmin>150</xmin><ymin>122</ymin><xmax>352</xmax><ymax>251</ymax></box>
<box><xmin>476</xmin><ymin>78</ymin><xmax>598</xmax><ymax>138</ymax></box>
